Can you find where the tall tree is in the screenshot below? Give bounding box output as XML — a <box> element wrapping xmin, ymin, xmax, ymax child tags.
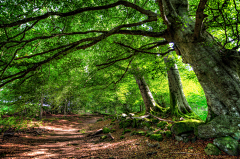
<box><xmin>164</xmin><ymin>56</ymin><xmax>193</xmax><ymax>117</ymax></box>
<box><xmin>1</xmin><ymin>0</ymin><xmax>240</xmax><ymax>122</ymax></box>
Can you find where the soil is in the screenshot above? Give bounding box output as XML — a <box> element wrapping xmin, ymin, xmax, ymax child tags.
<box><xmin>0</xmin><ymin>114</ymin><xmax>239</xmax><ymax>159</ymax></box>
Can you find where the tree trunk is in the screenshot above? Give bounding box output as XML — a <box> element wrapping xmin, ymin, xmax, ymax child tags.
<box><xmin>134</xmin><ymin>75</ymin><xmax>157</xmax><ymax>114</ymax></box>
<box><xmin>164</xmin><ymin>57</ymin><xmax>193</xmax><ymax>116</ymax></box>
<box><xmin>64</xmin><ymin>99</ymin><xmax>67</xmax><ymax>116</ymax></box>
<box><xmin>160</xmin><ymin>0</ymin><xmax>240</xmax><ymax>122</ymax></box>
<box><xmin>40</xmin><ymin>93</ymin><xmax>43</xmax><ymax>120</ymax></box>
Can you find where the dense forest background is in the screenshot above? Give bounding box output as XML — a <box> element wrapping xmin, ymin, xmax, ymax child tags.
<box><xmin>0</xmin><ymin>0</ymin><xmax>239</xmax><ymax>128</ymax></box>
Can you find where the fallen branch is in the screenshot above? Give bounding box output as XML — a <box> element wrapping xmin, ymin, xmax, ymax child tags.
<box><xmin>147</xmin><ymin>112</ymin><xmax>175</xmax><ymax>123</ymax></box>
<box><xmin>108</xmin><ymin>132</ymin><xmax>114</xmax><ymax>140</ymax></box>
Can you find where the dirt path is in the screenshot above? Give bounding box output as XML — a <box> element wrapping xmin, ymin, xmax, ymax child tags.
<box><xmin>0</xmin><ymin>114</ymin><xmax>105</xmax><ymax>159</ymax></box>
<box><xmin>0</xmin><ymin>114</ymin><xmax>238</xmax><ymax>159</ymax></box>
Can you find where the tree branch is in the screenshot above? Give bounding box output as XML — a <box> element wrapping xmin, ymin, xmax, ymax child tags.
<box><xmin>194</xmin><ymin>0</ymin><xmax>208</xmax><ymax>40</ymax></box>
<box><xmin>0</xmin><ymin>1</ymin><xmax>158</xmax><ymax>28</ymax></box>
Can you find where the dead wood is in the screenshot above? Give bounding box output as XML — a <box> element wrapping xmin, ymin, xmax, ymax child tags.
<box><xmin>147</xmin><ymin>112</ymin><xmax>175</xmax><ymax>123</ymax></box>
<box><xmin>108</xmin><ymin>132</ymin><xmax>114</xmax><ymax>140</ymax></box>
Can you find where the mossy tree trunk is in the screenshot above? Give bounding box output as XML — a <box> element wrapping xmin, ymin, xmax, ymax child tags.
<box><xmin>164</xmin><ymin>56</ymin><xmax>193</xmax><ymax>117</ymax></box>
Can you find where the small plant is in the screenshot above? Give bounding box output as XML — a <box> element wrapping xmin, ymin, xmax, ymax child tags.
<box><xmin>110</xmin><ymin>129</ymin><xmax>116</xmax><ymax>133</ymax></box>
<box><xmin>78</xmin><ymin>129</ymin><xmax>86</xmax><ymax>133</ymax></box>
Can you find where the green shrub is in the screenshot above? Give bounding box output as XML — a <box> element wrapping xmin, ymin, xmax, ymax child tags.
<box><xmin>157</xmin><ymin>121</ymin><xmax>168</xmax><ymax>129</ymax></box>
<box><xmin>150</xmin><ymin>134</ymin><xmax>163</xmax><ymax>141</ymax></box>
<box><xmin>103</xmin><ymin>127</ymin><xmax>111</xmax><ymax>133</ymax></box>
<box><xmin>110</xmin><ymin>129</ymin><xmax>116</xmax><ymax>133</ymax></box>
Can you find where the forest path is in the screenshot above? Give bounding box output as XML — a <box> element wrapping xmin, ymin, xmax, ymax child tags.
<box><xmin>0</xmin><ymin>114</ymin><xmax>238</xmax><ymax>159</ymax></box>
<box><xmin>0</xmin><ymin>114</ymin><xmax>104</xmax><ymax>159</ymax></box>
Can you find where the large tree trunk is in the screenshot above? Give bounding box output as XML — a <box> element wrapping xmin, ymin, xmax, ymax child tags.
<box><xmin>164</xmin><ymin>57</ymin><xmax>193</xmax><ymax>116</ymax></box>
<box><xmin>160</xmin><ymin>0</ymin><xmax>240</xmax><ymax>122</ymax></box>
<box><xmin>134</xmin><ymin>75</ymin><xmax>157</xmax><ymax>114</ymax></box>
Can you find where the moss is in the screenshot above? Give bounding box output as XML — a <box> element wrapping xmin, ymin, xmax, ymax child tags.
<box><xmin>119</xmin><ymin>119</ymin><xmax>132</xmax><ymax>129</ymax></box>
<box><xmin>111</xmin><ymin>119</ymin><xmax>116</xmax><ymax>122</ymax></box>
<box><xmin>103</xmin><ymin>127</ymin><xmax>111</xmax><ymax>133</ymax></box>
<box><xmin>150</xmin><ymin>134</ymin><xmax>163</xmax><ymax>141</ymax></box>
<box><xmin>152</xmin><ymin>119</ymin><xmax>159</xmax><ymax>124</ymax></box>
<box><xmin>101</xmin><ymin>135</ymin><xmax>108</xmax><ymax>139</ymax></box>
<box><xmin>130</xmin><ymin>131</ymin><xmax>137</xmax><ymax>136</ymax></box>
<box><xmin>171</xmin><ymin>119</ymin><xmax>204</xmax><ymax>136</ymax></box>
<box><xmin>165</xmin><ymin>131</ymin><xmax>172</xmax><ymax>138</ymax></box>
<box><xmin>123</xmin><ymin>129</ymin><xmax>131</xmax><ymax>135</ymax></box>
<box><xmin>167</xmin><ymin>124</ymin><xmax>172</xmax><ymax>130</ymax></box>
<box><xmin>136</xmin><ymin>131</ymin><xmax>146</xmax><ymax>136</ymax></box>
<box><xmin>132</xmin><ymin>118</ymin><xmax>141</xmax><ymax>128</ymax></box>
<box><xmin>142</xmin><ymin>121</ymin><xmax>151</xmax><ymax>128</ymax></box>
<box><xmin>97</xmin><ymin>118</ymin><xmax>103</xmax><ymax>122</ymax></box>
<box><xmin>120</xmin><ymin>136</ymin><xmax>125</xmax><ymax>139</ymax></box>
<box><xmin>157</xmin><ymin>121</ymin><xmax>168</xmax><ymax>129</ymax></box>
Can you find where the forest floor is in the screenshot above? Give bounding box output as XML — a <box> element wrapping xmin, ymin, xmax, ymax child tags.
<box><xmin>0</xmin><ymin>113</ymin><xmax>239</xmax><ymax>159</ymax></box>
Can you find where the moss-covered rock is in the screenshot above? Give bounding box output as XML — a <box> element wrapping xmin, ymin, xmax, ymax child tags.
<box><xmin>119</xmin><ymin>119</ymin><xmax>132</xmax><ymax>129</ymax></box>
<box><xmin>204</xmin><ymin>143</ymin><xmax>221</xmax><ymax>155</ymax></box>
<box><xmin>171</xmin><ymin>119</ymin><xmax>204</xmax><ymax>136</ymax></box>
<box><xmin>150</xmin><ymin>134</ymin><xmax>163</xmax><ymax>141</ymax></box>
<box><xmin>157</xmin><ymin>121</ymin><xmax>168</xmax><ymax>129</ymax></box>
<box><xmin>213</xmin><ymin>136</ymin><xmax>239</xmax><ymax>156</ymax></box>
<box><xmin>103</xmin><ymin>127</ymin><xmax>111</xmax><ymax>133</ymax></box>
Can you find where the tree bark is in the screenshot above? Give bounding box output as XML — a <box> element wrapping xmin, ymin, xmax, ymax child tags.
<box><xmin>160</xmin><ymin>0</ymin><xmax>240</xmax><ymax>122</ymax></box>
<box><xmin>164</xmin><ymin>57</ymin><xmax>193</xmax><ymax>116</ymax></box>
<box><xmin>64</xmin><ymin>99</ymin><xmax>67</xmax><ymax>116</ymax></box>
<box><xmin>40</xmin><ymin>93</ymin><xmax>43</xmax><ymax>120</ymax></box>
<box><xmin>134</xmin><ymin>75</ymin><xmax>157</xmax><ymax>114</ymax></box>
